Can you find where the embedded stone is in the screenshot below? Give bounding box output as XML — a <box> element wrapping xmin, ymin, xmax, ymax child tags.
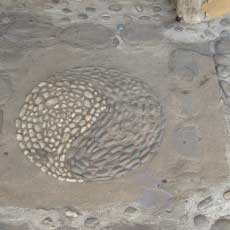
<box><xmin>84</xmin><ymin>217</ymin><xmax>99</xmax><ymax>228</ymax></box>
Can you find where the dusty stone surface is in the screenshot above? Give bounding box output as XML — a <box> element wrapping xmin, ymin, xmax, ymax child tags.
<box><xmin>0</xmin><ymin>0</ymin><xmax>229</xmax><ymax>230</ymax></box>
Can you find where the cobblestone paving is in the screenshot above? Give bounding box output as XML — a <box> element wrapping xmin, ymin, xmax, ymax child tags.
<box><xmin>0</xmin><ymin>0</ymin><xmax>230</xmax><ymax>230</ymax></box>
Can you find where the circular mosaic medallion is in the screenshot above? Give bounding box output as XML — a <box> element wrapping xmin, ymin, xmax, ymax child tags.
<box><xmin>16</xmin><ymin>67</ymin><xmax>164</xmax><ymax>182</ymax></box>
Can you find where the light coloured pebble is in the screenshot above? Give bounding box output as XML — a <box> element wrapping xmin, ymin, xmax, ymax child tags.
<box><xmin>81</xmin><ymin>127</ymin><xmax>87</xmax><ymax>133</ymax></box>
<box><xmin>85</xmin><ymin>115</ymin><xmax>92</xmax><ymax>122</ymax></box>
<box><xmin>84</xmin><ymin>100</ymin><xmax>91</xmax><ymax>108</ymax></box>
<box><xmin>62</xmin><ymin>133</ymin><xmax>70</xmax><ymax>142</ymax></box>
<box><xmin>15</xmin><ymin>119</ymin><xmax>21</xmax><ymax>128</ymax></box>
<box><xmin>34</xmin><ymin>125</ymin><xmax>42</xmax><ymax>132</ymax></box>
<box><xmin>57</xmin><ymin>144</ymin><xmax>64</xmax><ymax>155</ymax></box>
<box><xmin>24</xmin><ymin>150</ymin><xmax>29</xmax><ymax>155</ymax></box>
<box><xmin>84</xmin><ymin>91</ymin><xmax>93</xmax><ymax>99</ymax></box>
<box><xmin>35</xmin><ymin>97</ymin><xmax>43</xmax><ymax>105</ymax></box>
<box><xmin>79</xmin><ymin>120</ymin><xmax>86</xmax><ymax>127</ymax></box>
<box><xmin>46</xmin><ymin>97</ymin><xmax>59</xmax><ymax>106</ymax></box>
<box><xmin>38</xmin><ymin>82</ymin><xmax>47</xmax><ymax>88</ymax></box>
<box><xmin>71</xmin><ymin>127</ymin><xmax>79</xmax><ymax>135</ymax></box>
<box><xmin>19</xmin><ymin>142</ymin><xmax>26</xmax><ymax>149</ymax></box>
<box><xmin>60</xmin><ymin>154</ymin><xmax>65</xmax><ymax>162</ymax></box>
<box><xmin>73</xmin><ymin>115</ymin><xmax>81</xmax><ymax>123</ymax></box>
<box><xmin>16</xmin><ymin>133</ymin><xmax>23</xmax><ymax>141</ymax></box>
<box><xmin>32</xmin><ymin>87</ymin><xmax>39</xmax><ymax>93</ymax></box>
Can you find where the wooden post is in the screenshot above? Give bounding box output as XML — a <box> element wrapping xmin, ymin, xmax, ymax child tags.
<box><xmin>176</xmin><ymin>0</ymin><xmax>205</xmax><ymax>24</ymax></box>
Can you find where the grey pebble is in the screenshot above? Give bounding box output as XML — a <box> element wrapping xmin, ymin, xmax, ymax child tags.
<box><xmin>217</xmin><ymin>65</ymin><xmax>230</xmax><ymax>79</ymax></box>
<box><xmin>152</xmin><ymin>6</ymin><xmax>162</xmax><ymax>12</ymax></box>
<box><xmin>124</xmin><ymin>206</ymin><xmax>137</xmax><ymax>214</ymax></box>
<box><xmin>197</xmin><ymin>196</ymin><xmax>213</xmax><ymax>210</ymax></box>
<box><xmin>84</xmin><ymin>217</ymin><xmax>99</xmax><ymax>228</ymax></box>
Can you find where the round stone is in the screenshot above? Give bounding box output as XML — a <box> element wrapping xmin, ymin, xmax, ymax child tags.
<box><xmin>16</xmin><ymin>67</ymin><xmax>164</xmax><ymax>182</ymax></box>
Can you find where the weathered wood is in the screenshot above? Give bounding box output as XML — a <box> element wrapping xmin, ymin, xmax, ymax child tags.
<box><xmin>176</xmin><ymin>0</ymin><xmax>205</xmax><ymax>24</ymax></box>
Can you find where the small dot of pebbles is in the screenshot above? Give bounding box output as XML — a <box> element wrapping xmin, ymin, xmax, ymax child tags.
<box><xmin>124</xmin><ymin>206</ymin><xmax>137</xmax><ymax>214</ymax></box>
<box><xmin>223</xmin><ymin>190</ymin><xmax>230</xmax><ymax>200</ymax></box>
<box><xmin>108</xmin><ymin>4</ymin><xmax>122</xmax><ymax>12</ymax></box>
<box><xmin>84</xmin><ymin>217</ymin><xmax>99</xmax><ymax>228</ymax></box>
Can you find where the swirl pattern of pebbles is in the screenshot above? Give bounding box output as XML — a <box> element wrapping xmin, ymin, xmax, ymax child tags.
<box><xmin>16</xmin><ymin>67</ymin><xmax>164</xmax><ymax>182</ymax></box>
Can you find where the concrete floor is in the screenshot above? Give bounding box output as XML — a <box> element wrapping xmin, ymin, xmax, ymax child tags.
<box><xmin>0</xmin><ymin>0</ymin><xmax>230</xmax><ymax>229</ymax></box>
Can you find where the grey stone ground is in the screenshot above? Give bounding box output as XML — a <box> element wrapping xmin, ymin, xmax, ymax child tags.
<box><xmin>0</xmin><ymin>0</ymin><xmax>230</xmax><ymax>229</ymax></box>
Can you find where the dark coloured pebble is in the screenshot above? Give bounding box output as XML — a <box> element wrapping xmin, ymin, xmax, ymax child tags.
<box><xmin>174</xmin><ymin>26</ymin><xmax>183</xmax><ymax>32</ymax></box>
<box><xmin>139</xmin><ymin>15</ymin><xmax>151</xmax><ymax>21</ymax></box>
<box><xmin>0</xmin><ymin>109</ymin><xmax>3</xmax><ymax>134</ymax></box>
<box><xmin>112</xmin><ymin>37</ymin><xmax>120</xmax><ymax>47</ymax></box>
<box><xmin>62</xmin><ymin>8</ymin><xmax>72</xmax><ymax>13</ymax></box>
<box><xmin>84</xmin><ymin>217</ymin><xmax>99</xmax><ymax>228</ymax></box>
<box><xmin>3</xmin><ymin>152</ymin><xmax>8</xmax><ymax>156</ymax></box>
<box><xmin>194</xmin><ymin>214</ymin><xmax>209</xmax><ymax>227</ymax></box>
<box><xmin>197</xmin><ymin>196</ymin><xmax>213</xmax><ymax>210</ymax></box>
<box><xmin>78</xmin><ymin>13</ymin><xmax>88</xmax><ymax>20</ymax></box>
<box><xmin>108</xmin><ymin>4</ymin><xmax>122</xmax><ymax>12</ymax></box>
<box><xmin>124</xmin><ymin>206</ymin><xmax>137</xmax><ymax>214</ymax></box>
<box><xmin>153</xmin><ymin>6</ymin><xmax>162</xmax><ymax>12</ymax></box>
<box><xmin>85</xmin><ymin>7</ymin><xmax>96</xmax><ymax>13</ymax></box>
<box><xmin>41</xmin><ymin>217</ymin><xmax>54</xmax><ymax>226</ymax></box>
